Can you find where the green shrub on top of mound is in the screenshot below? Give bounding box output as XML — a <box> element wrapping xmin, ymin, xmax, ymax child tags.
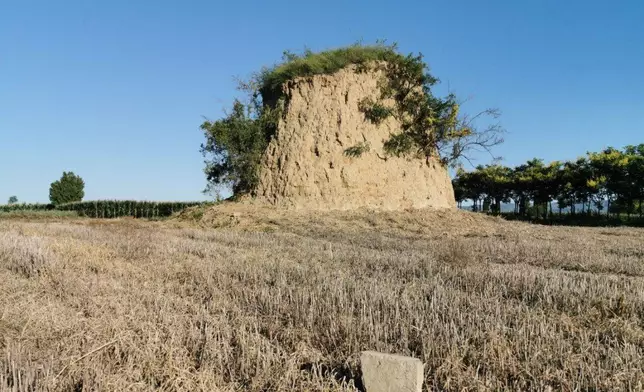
<box><xmin>258</xmin><ymin>44</ymin><xmax>403</xmax><ymax>99</ymax></box>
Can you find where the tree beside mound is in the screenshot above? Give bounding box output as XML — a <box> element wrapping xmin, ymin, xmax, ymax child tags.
<box><xmin>201</xmin><ymin>44</ymin><xmax>502</xmax><ymax>210</ymax></box>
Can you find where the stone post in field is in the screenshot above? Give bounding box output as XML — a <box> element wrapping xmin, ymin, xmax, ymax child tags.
<box><xmin>360</xmin><ymin>351</ymin><xmax>424</xmax><ymax>392</ymax></box>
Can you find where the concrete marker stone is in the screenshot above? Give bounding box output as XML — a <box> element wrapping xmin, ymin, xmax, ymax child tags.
<box><xmin>360</xmin><ymin>351</ymin><xmax>424</xmax><ymax>392</ymax></box>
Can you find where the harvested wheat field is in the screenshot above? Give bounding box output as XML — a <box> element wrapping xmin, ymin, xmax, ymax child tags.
<box><xmin>2</xmin><ymin>206</ymin><xmax>644</xmax><ymax>391</ymax></box>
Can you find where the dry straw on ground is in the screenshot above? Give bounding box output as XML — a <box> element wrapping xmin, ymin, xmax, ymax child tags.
<box><xmin>1</xmin><ymin>206</ymin><xmax>644</xmax><ymax>391</ymax></box>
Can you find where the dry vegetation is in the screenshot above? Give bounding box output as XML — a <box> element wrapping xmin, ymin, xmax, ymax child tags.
<box><xmin>2</xmin><ymin>205</ymin><xmax>644</xmax><ymax>391</ymax></box>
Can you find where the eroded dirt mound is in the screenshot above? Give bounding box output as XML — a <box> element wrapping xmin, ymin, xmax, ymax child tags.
<box><xmin>255</xmin><ymin>65</ymin><xmax>455</xmax><ymax>210</ymax></box>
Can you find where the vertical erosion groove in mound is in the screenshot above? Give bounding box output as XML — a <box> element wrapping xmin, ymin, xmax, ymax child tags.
<box><xmin>256</xmin><ymin>65</ymin><xmax>456</xmax><ymax>211</ymax></box>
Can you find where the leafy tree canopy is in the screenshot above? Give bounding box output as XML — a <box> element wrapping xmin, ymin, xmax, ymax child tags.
<box><xmin>49</xmin><ymin>171</ymin><xmax>85</xmax><ymax>205</ymax></box>
<box><xmin>454</xmin><ymin>143</ymin><xmax>644</xmax><ymax>218</ymax></box>
<box><xmin>7</xmin><ymin>196</ymin><xmax>18</xmax><ymax>205</ymax></box>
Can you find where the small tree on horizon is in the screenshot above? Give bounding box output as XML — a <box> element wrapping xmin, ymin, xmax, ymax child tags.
<box><xmin>7</xmin><ymin>196</ymin><xmax>18</xmax><ymax>205</ymax></box>
<box><xmin>49</xmin><ymin>172</ymin><xmax>85</xmax><ymax>205</ymax></box>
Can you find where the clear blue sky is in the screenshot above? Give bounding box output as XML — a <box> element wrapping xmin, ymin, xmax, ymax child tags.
<box><xmin>2</xmin><ymin>0</ymin><xmax>642</xmax><ymax>203</ymax></box>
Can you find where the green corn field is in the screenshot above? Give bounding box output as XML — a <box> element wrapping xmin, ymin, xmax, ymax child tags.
<box><xmin>0</xmin><ymin>201</ymin><xmax>206</xmax><ymax>219</ymax></box>
<box><xmin>0</xmin><ymin>203</ymin><xmax>55</xmax><ymax>213</ymax></box>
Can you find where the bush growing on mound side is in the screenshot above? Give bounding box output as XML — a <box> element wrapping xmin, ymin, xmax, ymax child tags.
<box><xmin>200</xmin><ymin>42</ymin><xmax>503</xmax><ymax>197</ymax></box>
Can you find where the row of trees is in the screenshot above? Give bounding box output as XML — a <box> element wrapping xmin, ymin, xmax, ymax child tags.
<box><xmin>453</xmin><ymin>144</ymin><xmax>644</xmax><ymax>218</ymax></box>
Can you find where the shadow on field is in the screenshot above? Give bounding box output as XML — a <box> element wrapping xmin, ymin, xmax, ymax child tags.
<box><xmin>299</xmin><ymin>362</ymin><xmax>364</xmax><ymax>391</ymax></box>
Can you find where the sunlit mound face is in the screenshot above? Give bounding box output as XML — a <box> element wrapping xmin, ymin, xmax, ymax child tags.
<box><xmin>254</xmin><ymin>65</ymin><xmax>456</xmax><ymax>210</ymax></box>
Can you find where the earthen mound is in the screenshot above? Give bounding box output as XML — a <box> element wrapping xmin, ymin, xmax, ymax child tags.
<box><xmin>254</xmin><ymin>65</ymin><xmax>455</xmax><ymax>210</ymax></box>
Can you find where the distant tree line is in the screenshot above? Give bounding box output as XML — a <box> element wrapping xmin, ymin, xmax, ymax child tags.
<box><xmin>453</xmin><ymin>144</ymin><xmax>644</xmax><ymax>218</ymax></box>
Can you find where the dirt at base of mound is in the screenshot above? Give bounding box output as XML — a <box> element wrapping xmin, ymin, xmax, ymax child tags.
<box><xmin>178</xmin><ymin>201</ymin><xmax>516</xmax><ymax>239</ymax></box>
<box><xmin>177</xmin><ymin>202</ymin><xmax>644</xmax><ymax>257</ymax></box>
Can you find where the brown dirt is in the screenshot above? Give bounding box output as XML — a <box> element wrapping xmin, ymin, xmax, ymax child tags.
<box><xmin>182</xmin><ymin>201</ymin><xmax>504</xmax><ymax>237</ymax></box>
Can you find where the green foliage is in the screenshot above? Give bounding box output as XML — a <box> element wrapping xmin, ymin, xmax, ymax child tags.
<box><xmin>455</xmin><ymin>144</ymin><xmax>644</xmax><ymax>219</ymax></box>
<box><xmin>382</xmin><ymin>132</ymin><xmax>415</xmax><ymax>158</ymax></box>
<box><xmin>365</xmin><ymin>54</ymin><xmax>503</xmax><ymax>166</ymax></box>
<box><xmin>56</xmin><ymin>200</ymin><xmax>207</xmax><ymax>219</ymax></box>
<box><xmin>358</xmin><ymin>98</ymin><xmax>393</xmax><ymax>124</ymax></box>
<box><xmin>7</xmin><ymin>196</ymin><xmax>18</xmax><ymax>204</ymax></box>
<box><xmin>49</xmin><ymin>171</ymin><xmax>85</xmax><ymax>205</ymax></box>
<box><xmin>343</xmin><ymin>141</ymin><xmax>371</xmax><ymax>158</ymax></box>
<box><xmin>201</xmin><ymin>100</ymin><xmax>281</xmax><ymax>195</ymax></box>
<box><xmin>258</xmin><ymin>43</ymin><xmax>403</xmax><ymax>100</ymax></box>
